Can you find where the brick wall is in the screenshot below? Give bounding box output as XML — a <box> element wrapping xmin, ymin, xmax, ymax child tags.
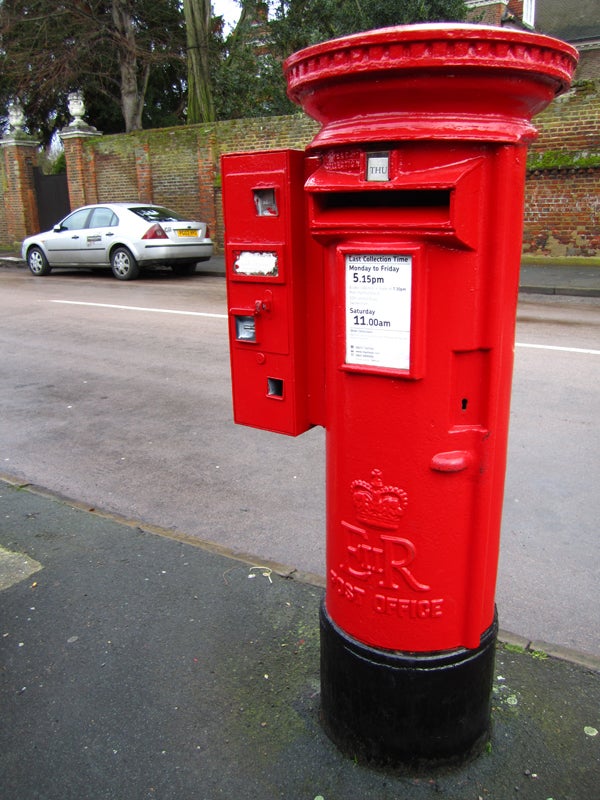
<box><xmin>92</xmin><ymin>138</ymin><xmax>138</xmax><ymax>202</ymax></box>
<box><xmin>64</xmin><ymin>114</ymin><xmax>318</xmax><ymax>254</ymax></box>
<box><xmin>62</xmin><ymin>81</ymin><xmax>597</xmax><ymax>258</ymax></box>
<box><xmin>529</xmin><ymin>81</ymin><xmax>599</xmax><ymax>155</ymax></box>
<box><xmin>523</xmin><ymin>168</ymin><xmax>600</xmax><ymax>256</ymax></box>
<box><xmin>0</xmin><ymin>153</ymin><xmax>8</xmax><ymax>243</ymax></box>
<box><xmin>523</xmin><ymin>80</ymin><xmax>600</xmax><ymax>256</ymax></box>
<box><xmin>2</xmin><ymin>79</ymin><xmax>596</xmax><ymax>257</ymax></box>
<box><xmin>216</xmin><ymin>114</ymin><xmax>318</xmax><ymax>154</ymax></box>
<box><xmin>578</xmin><ymin>49</ymin><xmax>600</xmax><ymax>82</ymax></box>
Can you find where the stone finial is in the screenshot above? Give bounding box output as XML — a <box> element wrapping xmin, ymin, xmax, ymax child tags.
<box><xmin>60</xmin><ymin>91</ymin><xmax>101</xmax><ymax>140</ymax></box>
<box><xmin>67</xmin><ymin>90</ymin><xmax>86</xmax><ymax>126</ymax></box>
<box><xmin>1</xmin><ymin>99</ymin><xmax>38</xmax><ymax>146</ymax></box>
<box><xmin>7</xmin><ymin>99</ymin><xmax>26</xmax><ymax>133</ymax></box>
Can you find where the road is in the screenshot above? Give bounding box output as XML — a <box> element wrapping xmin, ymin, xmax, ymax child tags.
<box><xmin>0</xmin><ymin>266</ymin><xmax>598</xmax><ymax>658</ymax></box>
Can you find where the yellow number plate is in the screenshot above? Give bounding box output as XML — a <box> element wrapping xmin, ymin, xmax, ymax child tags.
<box><xmin>177</xmin><ymin>229</ymin><xmax>198</xmax><ymax>237</ymax></box>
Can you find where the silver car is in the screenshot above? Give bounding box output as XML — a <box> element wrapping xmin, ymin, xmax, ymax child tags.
<box><xmin>22</xmin><ymin>202</ymin><xmax>214</xmax><ymax>280</ymax></box>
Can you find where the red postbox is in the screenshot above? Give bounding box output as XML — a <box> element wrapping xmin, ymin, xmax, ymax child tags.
<box><xmin>222</xmin><ymin>24</ymin><xmax>577</xmax><ymax>766</ymax></box>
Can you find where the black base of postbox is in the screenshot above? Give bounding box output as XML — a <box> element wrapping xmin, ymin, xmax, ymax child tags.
<box><xmin>319</xmin><ymin>602</ymin><xmax>498</xmax><ymax>769</ymax></box>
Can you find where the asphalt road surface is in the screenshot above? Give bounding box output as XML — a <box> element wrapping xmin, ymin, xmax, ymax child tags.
<box><xmin>0</xmin><ymin>266</ymin><xmax>598</xmax><ymax>658</ymax></box>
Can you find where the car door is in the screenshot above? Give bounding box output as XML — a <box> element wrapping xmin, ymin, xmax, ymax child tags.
<box><xmin>80</xmin><ymin>207</ymin><xmax>120</xmax><ymax>265</ymax></box>
<box><xmin>44</xmin><ymin>208</ymin><xmax>92</xmax><ymax>265</ymax></box>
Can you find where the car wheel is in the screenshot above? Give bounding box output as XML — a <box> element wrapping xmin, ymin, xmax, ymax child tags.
<box><xmin>171</xmin><ymin>263</ymin><xmax>197</xmax><ymax>276</ymax></box>
<box><xmin>27</xmin><ymin>246</ymin><xmax>52</xmax><ymax>276</ymax></box>
<box><xmin>111</xmin><ymin>246</ymin><xmax>140</xmax><ymax>280</ymax></box>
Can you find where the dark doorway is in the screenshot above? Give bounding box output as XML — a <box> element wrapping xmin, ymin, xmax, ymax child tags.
<box><xmin>33</xmin><ymin>168</ymin><xmax>70</xmax><ymax>232</ymax></box>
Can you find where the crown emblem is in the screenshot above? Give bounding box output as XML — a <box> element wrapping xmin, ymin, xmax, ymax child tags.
<box><xmin>351</xmin><ymin>469</ymin><xmax>408</xmax><ymax>530</ymax></box>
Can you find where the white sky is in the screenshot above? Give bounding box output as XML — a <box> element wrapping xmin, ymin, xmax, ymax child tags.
<box><xmin>212</xmin><ymin>0</ymin><xmax>242</xmax><ymax>28</ymax></box>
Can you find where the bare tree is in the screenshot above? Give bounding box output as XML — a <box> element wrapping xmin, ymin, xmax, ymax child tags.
<box><xmin>112</xmin><ymin>0</ymin><xmax>150</xmax><ymax>131</ymax></box>
<box><xmin>183</xmin><ymin>0</ymin><xmax>215</xmax><ymax>123</ymax></box>
<box><xmin>0</xmin><ymin>0</ymin><xmax>186</xmax><ymax>138</ymax></box>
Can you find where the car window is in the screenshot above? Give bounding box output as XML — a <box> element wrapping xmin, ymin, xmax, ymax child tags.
<box><xmin>87</xmin><ymin>207</ymin><xmax>118</xmax><ymax>229</ymax></box>
<box><xmin>59</xmin><ymin>208</ymin><xmax>91</xmax><ymax>231</ymax></box>
<box><xmin>130</xmin><ymin>206</ymin><xmax>186</xmax><ymax>223</ymax></box>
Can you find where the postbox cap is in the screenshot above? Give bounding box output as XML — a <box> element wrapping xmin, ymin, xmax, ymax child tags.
<box><xmin>285</xmin><ymin>24</ymin><xmax>579</xmax><ymax>147</ymax></box>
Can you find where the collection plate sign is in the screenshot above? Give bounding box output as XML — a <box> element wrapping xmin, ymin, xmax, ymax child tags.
<box><xmin>345</xmin><ymin>254</ymin><xmax>412</xmax><ymax>371</ymax></box>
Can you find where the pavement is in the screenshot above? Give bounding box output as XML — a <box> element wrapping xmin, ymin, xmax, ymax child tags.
<box><xmin>1</xmin><ymin>479</ymin><xmax>599</xmax><ymax>799</ymax></box>
<box><xmin>1</xmin><ymin>256</ymin><xmax>599</xmax><ymax>797</ymax></box>
<box><xmin>519</xmin><ymin>261</ymin><xmax>600</xmax><ymax>297</ymax></box>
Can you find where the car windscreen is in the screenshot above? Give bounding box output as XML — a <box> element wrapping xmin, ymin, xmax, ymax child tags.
<box><xmin>130</xmin><ymin>206</ymin><xmax>187</xmax><ymax>223</ymax></box>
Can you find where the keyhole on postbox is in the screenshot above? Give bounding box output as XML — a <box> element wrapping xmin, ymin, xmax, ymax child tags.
<box><xmin>461</xmin><ymin>397</ymin><xmax>469</xmax><ymax>411</ymax></box>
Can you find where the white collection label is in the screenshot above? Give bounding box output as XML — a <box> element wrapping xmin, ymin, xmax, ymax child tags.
<box><xmin>234</xmin><ymin>251</ymin><xmax>278</xmax><ymax>276</ymax></box>
<box><xmin>346</xmin><ymin>254</ymin><xmax>412</xmax><ymax>371</ymax></box>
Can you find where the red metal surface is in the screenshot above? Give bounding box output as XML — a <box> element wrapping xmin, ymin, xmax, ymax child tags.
<box><xmin>285</xmin><ymin>24</ymin><xmax>578</xmax><ymax>148</ymax></box>
<box><xmin>313</xmin><ymin>142</ymin><xmax>528</xmax><ymax>650</ymax></box>
<box><xmin>222</xmin><ymin>25</ymin><xmax>577</xmax><ymax>653</ymax></box>
<box><xmin>221</xmin><ymin>149</ymin><xmax>318</xmax><ymax>436</ymax></box>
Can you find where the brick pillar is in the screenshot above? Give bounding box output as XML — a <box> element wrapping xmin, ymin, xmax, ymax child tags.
<box><xmin>135</xmin><ymin>143</ymin><xmax>153</xmax><ymax>203</ymax></box>
<box><xmin>198</xmin><ymin>132</ymin><xmax>218</xmax><ymax>250</ymax></box>
<box><xmin>0</xmin><ymin>133</ymin><xmax>41</xmax><ymax>243</ymax></box>
<box><xmin>60</xmin><ymin>123</ymin><xmax>101</xmax><ymax>211</ymax></box>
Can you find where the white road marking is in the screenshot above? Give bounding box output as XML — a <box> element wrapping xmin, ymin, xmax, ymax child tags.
<box><xmin>50</xmin><ymin>301</ymin><xmax>599</xmax><ymax>354</ymax></box>
<box><xmin>51</xmin><ymin>299</ymin><xmax>227</xmax><ymax>319</ymax></box>
<box><xmin>516</xmin><ymin>342</ymin><xmax>600</xmax><ymax>356</ymax></box>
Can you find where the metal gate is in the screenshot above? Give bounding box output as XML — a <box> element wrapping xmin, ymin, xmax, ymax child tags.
<box><xmin>33</xmin><ymin>168</ymin><xmax>70</xmax><ymax>232</ymax></box>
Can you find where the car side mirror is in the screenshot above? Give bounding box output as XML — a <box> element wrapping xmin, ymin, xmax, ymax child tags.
<box><xmin>53</xmin><ymin>224</ymin><xmax>63</xmax><ymax>232</ymax></box>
